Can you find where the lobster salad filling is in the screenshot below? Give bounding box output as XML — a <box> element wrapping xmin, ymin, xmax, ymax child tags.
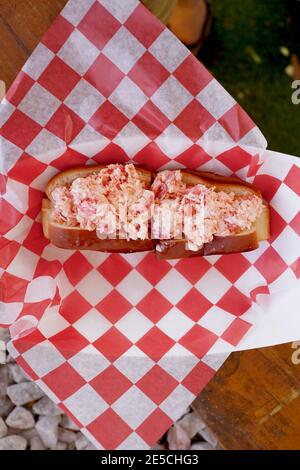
<box><xmin>152</xmin><ymin>170</ymin><xmax>263</xmax><ymax>251</ymax></box>
<box><xmin>51</xmin><ymin>164</ymin><xmax>153</xmax><ymax>240</ymax></box>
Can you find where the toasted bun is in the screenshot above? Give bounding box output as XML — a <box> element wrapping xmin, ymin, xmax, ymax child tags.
<box><xmin>43</xmin><ymin>212</ymin><xmax>154</xmax><ymax>252</ymax></box>
<box><xmin>43</xmin><ymin>166</ymin><xmax>270</xmax><ymax>257</ymax></box>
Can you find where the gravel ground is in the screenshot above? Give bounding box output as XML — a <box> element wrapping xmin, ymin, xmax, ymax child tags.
<box><xmin>0</xmin><ymin>328</ymin><xmax>219</xmax><ymax>451</ymax></box>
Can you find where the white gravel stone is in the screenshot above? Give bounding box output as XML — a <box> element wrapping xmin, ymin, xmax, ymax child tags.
<box><xmin>30</xmin><ymin>436</ymin><xmax>46</xmax><ymax>450</ymax></box>
<box><xmin>84</xmin><ymin>443</ymin><xmax>97</xmax><ymax>450</ymax></box>
<box><xmin>0</xmin><ymin>396</ymin><xmax>14</xmax><ymax>418</ymax></box>
<box><xmin>0</xmin><ymin>435</ymin><xmax>27</xmax><ymax>450</ymax></box>
<box><xmin>167</xmin><ymin>423</ymin><xmax>191</xmax><ymax>450</ymax></box>
<box><xmin>6</xmin><ymin>354</ymin><xmax>15</xmax><ymax>363</ymax></box>
<box><xmin>36</xmin><ymin>416</ymin><xmax>59</xmax><ymax>448</ymax></box>
<box><xmin>0</xmin><ymin>328</ymin><xmax>10</xmax><ymax>344</ymax></box>
<box><xmin>7</xmin><ymin>382</ymin><xmax>44</xmax><ymax>405</ymax></box>
<box><xmin>22</xmin><ymin>428</ymin><xmax>38</xmax><ymax>440</ymax></box>
<box><xmin>179</xmin><ymin>412</ymin><xmax>206</xmax><ymax>438</ymax></box>
<box><xmin>0</xmin><ymin>351</ymin><xmax>6</xmax><ymax>365</ymax></box>
<box><xmin>75</xmin><ymin>434</ymin><xmax>90</xmax><ymax>450</ymax></box>
<box><xmin>190</xmin><ymin>409</ymin><xmax>207</xmax><ymax>427</ymax></box>
<box><xmin>0</xmin><ymin>366</ymin><xmax>9</xmax><ymax>396</ymax></box>
<box><xmin>198</xmin><ymin>426</ymin><xmax>219</xmax><ymax>448</ymax></box>
<box><xmin>0</xmin><ymin>332</ymin><xmax>9</xmax><ymax>364</ymax></box>
<box><xmin>8</xmin><ymin>363</ymin><xmax>29</xmax><ymax>384</ymax></box>
<box><xmin>58</xmin><ymin>427</ymin><xmax>76</xmax><ymax>444</ymax></box>
<box><xmin>191</xmin><ymin>442</ymin><xmax>215</xmax><ymax>451</ymax></box>
<box><xmin>152</xmin><ymin>444</ymin><xmax>165</xmax><ymax>450</ymax></box>
<box><xmin>6</xmin><ymin>406</ymin><xmax>35</xmax><ymax>430</ymax></box>
<box><xmin>32</xmin><ymin>396</ymin><xmax>61</xmax><ymax>416</ymax></box>
<box><xmin>0</xmin><ymin>416</ymin><xmax>8</xmax><ymax>438</ymax></box>
<box><xmin>51</xmin><ymin>441</ymin><xmax>68</xmax><ymax>450</ymax></box>
<box><xmin>62</xmin><ymin>415</ymin><xmax>79</xmax><ymax>431</ymax></box>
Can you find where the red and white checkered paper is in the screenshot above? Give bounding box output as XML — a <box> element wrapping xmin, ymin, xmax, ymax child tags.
<box><xmin>0</xmin><ymin>0</ymin><xmax>300</xmax><ymax>450</ymax></box>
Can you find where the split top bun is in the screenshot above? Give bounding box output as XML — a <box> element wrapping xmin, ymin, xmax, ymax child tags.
<box><xmin>43</xmin><ymin>164</ymin><xmax>270</xmax><ymax>259</ymax></box>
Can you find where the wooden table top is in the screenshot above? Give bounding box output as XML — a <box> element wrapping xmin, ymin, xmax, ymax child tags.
<box><xmin>1</xmin><ymin>0</ymin><xmax>300</xmax><ymax>450</ymax></box>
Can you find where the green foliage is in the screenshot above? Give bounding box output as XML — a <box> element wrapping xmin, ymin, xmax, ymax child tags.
<box><xmin>201</xmin><ymin>0</ymin><xmax>300</xmax><ymax>156</ymax></box>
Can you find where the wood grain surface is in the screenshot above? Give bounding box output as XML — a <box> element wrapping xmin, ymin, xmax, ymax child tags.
<box><xmin>0</xmin><ymin>0</ymin><xmax>67</xmax><ymax>87</ymax></box>
<box><xmin>1</xmin><ymin>0</ymin><xmax>299</xmax><ymax>450</ymax></box>
<box><xmin>193</xmin><ymin>343</ymin><xmax>300</xmax><ymax>449</ymax></box>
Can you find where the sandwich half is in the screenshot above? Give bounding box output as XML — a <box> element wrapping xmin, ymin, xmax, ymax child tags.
<box><xmin>152</xmin><ymin>170</ymin><xmax>270</xmax><ymax>260</ymax></box>
<box><xmin>43</xmin><ymin>164</ymin><xmax>156</xmax><ymax>253</ymax></box>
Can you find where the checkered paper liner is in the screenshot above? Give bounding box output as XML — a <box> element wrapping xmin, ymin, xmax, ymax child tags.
<box><xmin>0</xmin><ymin>0</ymin><xmax>300</xmax><ymax>450</ymax></box>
